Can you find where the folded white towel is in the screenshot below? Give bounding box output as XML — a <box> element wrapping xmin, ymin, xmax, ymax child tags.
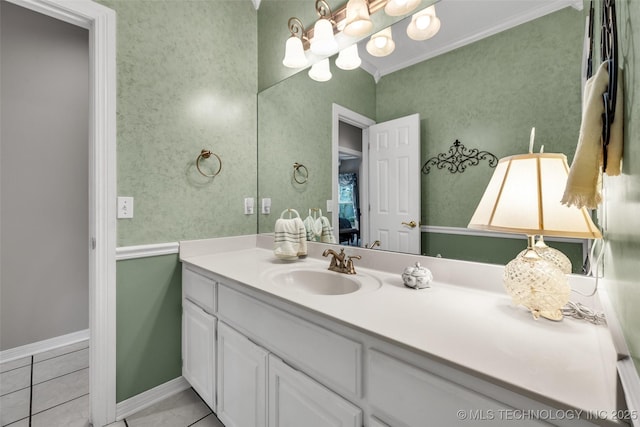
<box><xmin>317</xmin><ymin>216</ymin><xmax>336</xmax><ymax>244</ymax></box>
<box><xmin>561</xmin><ymin>61</ymin><xmax>609</xmax><ymax>209</ymax></box>
<box><xmin>274</xmin><ymin>217</ymin><xmax>307</xmax><ymax>259</ymax></box>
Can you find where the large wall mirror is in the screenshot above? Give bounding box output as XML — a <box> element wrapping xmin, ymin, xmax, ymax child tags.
<box><xmin>257</xmin><ymin>0</ymin><xmax>590</xmax><ymax>273</ymax></box>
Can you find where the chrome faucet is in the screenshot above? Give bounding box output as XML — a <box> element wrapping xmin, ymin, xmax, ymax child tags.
<box><xmin>322</xmin><ymin>248</ymin><xmax>360</xmax><ymax>274</ymax></box>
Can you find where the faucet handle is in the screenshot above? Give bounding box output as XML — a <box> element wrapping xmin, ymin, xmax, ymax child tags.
<box><xmin>345</xmin><ymin>255</ymin><xmax>361</xmax><ymax>274</ymax></box>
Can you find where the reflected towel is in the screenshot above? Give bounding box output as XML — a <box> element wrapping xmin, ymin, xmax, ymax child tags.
<box><xmin>274</xmin><ymin>217</ymin><xmax>307</xmax><ymax>258</ymax></box>
<box><xmin>561</xmin><ymin>61</ymin><xmax>609</xmax><ymax>209</ymax></box>
<box><xmin>605</xmin><ymin>69</ymin><xmax>624</xmax><ymax>176</ymax></box>
<box><xmin>317</xmin><ymin>216</ymin><xmax>336</xmax><ymax>244</ymax></box>
<box><xmin>303</xmin><ymin>214</ymin><xmax>322</xmax><ymax>241</ymax></box>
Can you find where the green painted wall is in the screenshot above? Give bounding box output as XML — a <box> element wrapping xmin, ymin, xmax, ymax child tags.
<box><xmin>423</xmin><ymin>233</ymin><xmax>585</xmax><ymax>274</ymax></box>
<box><xmin>116</xmin><ymin>255</ymin><xmax>182</xmax><ymax>402</ymax></box>
<box><xmin>602</xmin><ymin>0</ymin><xmax>640</xmax><ymax>373</ymax></box>
<box><xmin>258</xmin><ymin>66</ymin><xmax>376</xmax><ymax>233</ymax></box>
<box><xmin>95</xmin><ymin>0</ymin><xmax>257</xmax><ymax>402</ymax></box>
<box><xmin>377</xmin><ymin>7</ymin><xmax>584</xmax><ymax>228</ymax></box>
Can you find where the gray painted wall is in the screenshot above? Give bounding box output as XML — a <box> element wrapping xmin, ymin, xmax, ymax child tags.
<box><xmin>1</xmin><ymin>2</ymin><xmax>89</xmax><ymax>351</ymax></box>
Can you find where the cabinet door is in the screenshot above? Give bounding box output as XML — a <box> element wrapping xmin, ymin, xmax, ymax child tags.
<box><xmin>268</xmin><ymin>355</ymin><xmax>362</xmax><ymax>427</ymax></box>
<box><xmin>182</xmin><ymin>299</ymin><xmax>216</xmax><ymax>410</ymax></box>
<box><xmin>217</xmin><ymin>322</ymin><xmax>268</xmax><ymax>427</ymax></box>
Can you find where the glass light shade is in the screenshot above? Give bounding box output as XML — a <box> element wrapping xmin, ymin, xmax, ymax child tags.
<box><xmin>343</xmin><ymin>0</ymin><xmax>373</xmax><ymax>36</ymax></box>
<box><xmin>310</xmin><ymin>18</ymin><xmax>338</xmax><ymax>56</ymax></box>
<box><xmin>308</xmin><ymin>58</ymin><xmax>332</xmax><ymax>82</ymax></box>
<box><xmin>468</xmin><ymin>153</ymin><xmax>602</xmax><ymax>239</ymax></box>
<box><xmin>407</xmin><ymin>6</ymin><xmax>441</xmax><ymax>41</ymax></box>
<box><xmin>366</xmin><ymin>28</ymin><xmax>395</xmax><ymax>57</ymax></box>
<box><xmin>335</xmin><ymin>44</ymin><xmax>361</xmax><ymax>70</ymax></box>
<box><xmin>504</xmin><ymin>247</ymin><xmax>570</xmax><ymax>321</ymax></box>
<box><xmin>384</xmin><ymin>0</ymin><xmax>420</xmax><ymax>16</ymax></box>
<box><xmin>282</xmin><ymin>36</ymin><xmax>308</xmax><ymax>68</ymax></box>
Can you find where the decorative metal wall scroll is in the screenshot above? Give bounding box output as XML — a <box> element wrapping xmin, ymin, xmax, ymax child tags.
<box><xmin>422</xmin><ymin>139</ymin><xmax>498</xmax><ymax>174</ymax></box>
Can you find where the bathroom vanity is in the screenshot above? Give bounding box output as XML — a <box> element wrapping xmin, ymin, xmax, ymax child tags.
<box><xmin>179</xmin><ymin>235</ymin><xmax>627</xmax><ymax>427</ymax></box>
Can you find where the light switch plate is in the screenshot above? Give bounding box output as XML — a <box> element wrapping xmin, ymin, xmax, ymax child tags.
<box><xmin>244</xmin><ymin>197</ymin><xmax>255</xmax><ymax>215</ymax></box>
<box><xmin>326</xmin><ymin>200</ymin><xmax>333</xmax><ymax>213</ymax></box>
<box><xmin>117</xmin><ymin>197</ymin><xmax>134</xmax><ymax>219</ymax></box>
<box><xmin>261</xmin><ymin>198</ymin><xmax>271</xmax><ymax>214</ymax></box>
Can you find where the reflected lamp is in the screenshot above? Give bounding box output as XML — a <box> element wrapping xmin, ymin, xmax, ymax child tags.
<box><xmin>468</xmin><ymin>151</ymin><xmax>602</xmax><ymax>321</ymax></box>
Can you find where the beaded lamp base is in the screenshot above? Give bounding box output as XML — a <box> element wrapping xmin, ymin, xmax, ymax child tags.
<box><xmin>504</xmin><ymin>249</ymin><xmax>570</xmax><ymax>321</ymax></box>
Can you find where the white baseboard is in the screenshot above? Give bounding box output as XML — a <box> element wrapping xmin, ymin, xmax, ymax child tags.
<box><xmin>0</xmin><ymin>329</ymin><xmax>89</xmax><ymax>364</ymax></box>
<box><xmin>115</xmin><ymin>376</ymin><xmax>191</xmax><ymax>420</ymax></box>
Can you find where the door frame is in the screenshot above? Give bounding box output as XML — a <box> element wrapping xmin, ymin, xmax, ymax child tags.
<box><xmin>4</xmin><ymin>0</ymin><xmax>117</xmax><ymax>425</ymax></box>
<box><xmin>331</xmin><ymin>104</ymin><xmax>375</xmax><ymax>246</ymax></box>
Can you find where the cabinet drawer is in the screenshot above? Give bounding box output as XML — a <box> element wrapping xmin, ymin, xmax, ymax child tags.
<box><xmin>369</xmin><ymin>350</ymin><xmax>548</xmax><ymax>427</ymax></box>
<box><xmin>183</xmin><ymin>266</ymin><xmax>216</xmax><ymax>314</ymax></box>
<box><xmin>218</xmin><ymin>283</ymin><xmax>362</xmax><ymax>397</ymax></box>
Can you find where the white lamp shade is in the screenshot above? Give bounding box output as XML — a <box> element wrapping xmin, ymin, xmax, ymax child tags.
<box><xmin>384</xmin><ymin>0</ymin><xmax>420</xmax><ymax>16</ymax></box>
<box><xmin>310</xmin><ymin>18</ymin><xmax>338</xmax><ymax>56</ymax></box>
<box><xmin>407</xmin><ymin>6</ymin><xmax>441</xmax><ymax>41</ymax></box>
<box><xmin>335</xmin><ymin>44</ymin><xmax>361</xmax><ymax>70</ymax></box>
<box><xmin>366</xmin><ymin>27</ymin><xmax>395</xmax><ymax>57</ymax></box>
<box><xmin>308</xmin><ymin>58</ymin><xmax>332</xmax><ymax>82</ymax></box>
<box><xmin>468</xmin><ymin>153</ymin><xmax>602</xmax><ymax>239</ymax></box>
<box><xmin>343</xmin><ymin>0</ymin><xmax>373</xmax><ymax>36</ymax></box>
<box><xmin>282</xmin><ymin>36</ymin><xmax>308</xmax><ymax>68</ymax></box>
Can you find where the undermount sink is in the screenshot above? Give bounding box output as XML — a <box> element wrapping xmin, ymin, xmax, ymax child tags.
<box><xmin>266</xmin><ymin>268</ymin><xmax>382</xmax><ymax>296</ymax></box>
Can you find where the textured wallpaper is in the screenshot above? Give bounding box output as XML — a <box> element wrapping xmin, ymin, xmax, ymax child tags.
<box><xmin>258</xmin><ymin>66</ymin><xmax>376</xmax><ymax>233</ymax></box>
<box><xmin>97</xmin><ymin>0</ymin><xmax>258</xmax><ymax>246</ymax></box>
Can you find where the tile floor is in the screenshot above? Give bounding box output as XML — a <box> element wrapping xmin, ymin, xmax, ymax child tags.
<box><xmin>1</xmin><ymin>340</ymin><xmax>90</xmax><ymax>427</ymax></box>
<box><xmin>1</xmin><ymin>341</ymin><xmax>224</xmax><ymax>427</ymax></box>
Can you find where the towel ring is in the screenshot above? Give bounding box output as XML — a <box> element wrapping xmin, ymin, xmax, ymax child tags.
<box><xmin>280</xmin><ymin>208</ymin><xmax>300</xmax><ymax>219</ymax></box>
<box><xmin>196</xmin><ymin>149</ymin><xmax>222</xmax><ymax>178</ymax></box>
<box><xmin>293</xmin><ymin>162</ymin><xmax>308</xmax><ymax>184</ymax></box>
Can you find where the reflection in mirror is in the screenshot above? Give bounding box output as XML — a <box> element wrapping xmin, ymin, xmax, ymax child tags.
<box><xmin>258</xmin><ymin>0</ymin><xmax>590</xmax><ymax>273</ymax></box>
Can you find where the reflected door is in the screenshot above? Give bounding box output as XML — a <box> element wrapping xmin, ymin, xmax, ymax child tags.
<box><xmin>368</xmin><ymin>114</ymin><xmax>421</xmax><ymax>254</ymax></box>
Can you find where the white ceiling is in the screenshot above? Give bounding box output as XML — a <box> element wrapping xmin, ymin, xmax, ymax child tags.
<box><xmin>357</xmin><ymin>0</ymin><xmax>583</xmax><ymax>81</ymax></box>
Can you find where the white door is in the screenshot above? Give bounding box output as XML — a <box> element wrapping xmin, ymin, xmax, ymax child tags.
<box><xmin>268</xmin><ymin>355</ymin><xmax>362</xmax><ymax>427</ymax></box>
<box><xmin>217</xmin><ymin>322</ymin><xmax>268</xmax><ymax>427</ymax></box>
<box><xmin>368</xmin><ymin>114</ymin><xmax>421</xmax><ymax>254</ymax></box>
<box><xmin>182</xmin><ymin>299</ymin><xmax>216</xmax><ymax>410</ymax></box>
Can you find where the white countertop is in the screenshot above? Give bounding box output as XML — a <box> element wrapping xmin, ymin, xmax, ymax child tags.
<box><xmin>180</xmin><ymin>235</ymin><xmax>621</xmax><ymax>423</ymax></box>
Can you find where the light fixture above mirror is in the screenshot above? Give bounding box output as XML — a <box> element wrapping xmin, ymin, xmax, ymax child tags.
<box><xmin>282</xmin><ymin>0</ymin><xmax>443</xmax><ymax>81</ymax></box>
<box><xmin>366</xmin><ymin>27</ymin><xmax>396</xmax><ymax>57</ymax></box>
<box><xmin>344</xmin><ymin>0</ymin><xmax>373</xmax><ymax>36</ymax></box>
<box><xmin>407</xmin><ymin>5</ymin><xmax>441</xmax><ymax>40</ymax></box>
<box><xmin>310</xmin><ymin>0</ymin><xmax>339</xmax><ymax>56</ymax></box>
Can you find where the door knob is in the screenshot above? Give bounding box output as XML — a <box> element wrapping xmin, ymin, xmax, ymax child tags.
<box><xmin>401</xmin><ymin>220</ymin><xmax>417</xmax><ymax>228</ymax></box>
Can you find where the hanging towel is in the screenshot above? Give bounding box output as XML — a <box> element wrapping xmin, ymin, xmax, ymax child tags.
<box><xmin>274</xmin><ymin>217</ymin><xmax>307</xmax><ymax>259</ymax></box>
<box><xmin>605</xmin><ymin>69</ymin><xmax>624</xmax><ymax>176</ymax></box>
<box><xmin>561</xmin><ymin>61</ymin><xmax>609</xmax><ymax>209</ymax></box>
<box><xmin>317</xmin><ymin>216</ymin><xmax>336</xmax><ymax>244</ymax></box>
<box><xmin>303</xmin><ymin>210</ymin><xmax>322</xmax><ymax>241</ymax></box>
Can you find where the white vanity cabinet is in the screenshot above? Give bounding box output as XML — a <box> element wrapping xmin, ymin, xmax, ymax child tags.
<box><xmin>368</xmin><ymin>350</ymin><xmax>549</xmax><ymax>427</ymax></box>
<box><xmin>181</xmin><ymin>257</ymin><xmax>613</xmax><ymax>427</ymax></box>
<box><xmin>268</xmin><ymin>354</ymin><xmax>362</xmax><ymax>427</ymax></box>
<box><xmin>182</xmin><ymin>266</ymin><xmax>217</xmax><ymax>410</ymax></box>
<box><xmin>216</xmin><ymin>321</ymin><xmax>268</xmax><ymax>427</ymax></box>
